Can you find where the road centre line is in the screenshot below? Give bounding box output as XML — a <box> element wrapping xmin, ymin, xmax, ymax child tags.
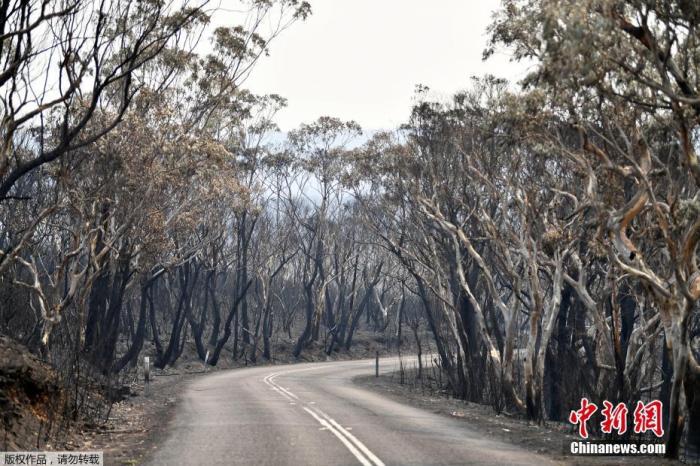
<box><xmin>263</xmin><ymin>373</ymin><xmax>294</xmax><ymax>401</ymax></box>
<box><xmin>303</xmin><ymin>407</ymin><xmax>372</xmax><ymax>466</ymax></box>
<box><xmin>314</xmin><ymin>407</ymin><xmax>385</xmax><ymax>466</ymax></box>
<box><xmin>268</xmin><ymin>373</ymin><xmax>298</xmax><ymax>399</ymax></box>
<box><xmin>262</xmin><ymin>366</ymin><xmax>385</xmax><ymax>466</ymax></box>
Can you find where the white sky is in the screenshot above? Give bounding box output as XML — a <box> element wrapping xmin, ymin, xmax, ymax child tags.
<box><xmin>234</xmin><ymin>1</ymin><xmax>528</xmax><ymax>132</ymax></box>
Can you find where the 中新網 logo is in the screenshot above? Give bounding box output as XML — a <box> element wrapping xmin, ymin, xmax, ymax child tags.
<box><xmin>569</xmin><ymin>398</ymin><xmax>663</xmax><ymax>439</ymax></box>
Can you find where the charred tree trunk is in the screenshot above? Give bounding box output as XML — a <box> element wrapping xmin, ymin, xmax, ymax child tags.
<box><xmin>293</xmin><ymin>283</ymin><xmax>315</xmax><ymax>358</ymax></box>
<box><xmin>334</xmin><ymin>255</ymin><xmax>359</xmax><ymax>353</ymax></box>
<box><xmin>414</xmin><ymin>275</ymin><xmax>456</xmax><ymax>391</ymax></box>
<box><xmin>95</xmin><ymin>258</ymin><xmax>132</xmax><ymax>373</ymax></box>
<box><xmin>112</xmin><ymin>272</ymin><xmax>163</xmax><ymax>373</ymax></box>
<box><xmin>149</xmin><ymin>285</ymin><xmax>163</xmax><ymax>361</ymax></box>
<box><xmin>410</xmin><ymin>322</ymin><xmax>422</xmax><ymax>379</ymax></box>
<box><xmin>344</xmin><ymin>264</ymin><xmax>383</xmax><ymax>351</ymax></box>
<box><xmin>183</xmin><ymin>264</ymin><xmax>206</xmax><ymax>360</ymax></box>
<box><xmin>665</xmin><ymin>307</ymin><xmax>690</xmax><ymax>459</ymax></box>
<box><xmin>684</xmin><ymin>364</ymin><xmax>700</xmax><ymax>460</ymax></box>
<box><xmin>208</xmin><ymin>271</ymin><xmax>222</xmax><ymax>347</ymax></box>
<box><xmin>155</xmin><ymin>265</ymin><xmax>195</xmax><ymax>369</ymax></box>
<box><xmin>209</xmin><ymin>278</ymin><xmax>252</xmax><ymax>366</ymax></box>
<box><xmin>262</xmin><ymin>299</ymin><xmax>273</xmax><ymax>360</ymax></box>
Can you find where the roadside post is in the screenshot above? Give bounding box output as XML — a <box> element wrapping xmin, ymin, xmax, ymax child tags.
<box><xmin>144</xmin><ymin>356</ymin><xmax>150</xmax><ymax>396</ymax></box>
<box><xmin>375</xmin><ymin>350</ymin><xmax>379</xmax><ymax>377</ymax></box>
<box><xmin>204</xmin><ymin>350</ymin><xmax>210</xmax><ymax>372</ymax></box>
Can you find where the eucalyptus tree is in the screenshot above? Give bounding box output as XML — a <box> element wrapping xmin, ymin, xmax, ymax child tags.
<box><xmin>489</xmin><ymin>0</ymin><xmax>700</xmax><ymax>455</ymax></box>
<box><xmin>0</xmin><ymin>0</ymin><xmax>212</xmax><ymax>276</ymax></box>
<box><xmin>284</xmin><ymin>116</ymin><xmax>362</xmax><ymax>357</ymax></box>
<box><xmin>2</xmin><ymin>0</ymin><xmax>312</xmax><ymax>375</ymax></box>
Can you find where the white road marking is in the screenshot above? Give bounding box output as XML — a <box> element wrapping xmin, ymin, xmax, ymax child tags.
<box><xmin>316</xmin><ymin>408</ymin><xmax>386</xmax><ymax>466</ymax></box>
<box><xmin>263</xmin><ymin>373</ymin><xmax>294</xmax><ymax>401</ymax></box>
<box><xmin>269</xmin><ymin>376</ymin><xmax>299</xmax><ymax>399</ymax></box>
<box><xmin>263</xmin><ymin>367</ymin><xmax>385</xmax><ymax>466</ymax></box>
<box><xmin>303</xmin><ymin>407</ymin><xmax>372</xmax><ymax>466</ymax></box>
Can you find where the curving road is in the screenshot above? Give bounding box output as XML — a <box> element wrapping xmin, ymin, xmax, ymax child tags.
<box><xmin>145</xmin><ymin>358</ymin><xmax>560</xmax><ymax>466</ymax></box>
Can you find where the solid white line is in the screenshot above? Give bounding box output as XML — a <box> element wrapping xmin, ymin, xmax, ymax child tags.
<box><xmin>263</xmin><ymin>373</ymin><xmax>294</xmax><ymax>401</ymax></box>
<box><xmin>303</xmin><ymin>407</ymin><xmax>372</xmax><ymax>466</ymax></box>
<box><xmin>269</xmin><ymin>374</ymin><xmax>299</xmax><ymax>399</ymax></box>
<box><xmin>270</xmin><ymin>384</ymin><xmax>294</xmax><ymax>401</ymax></box>
<box><xmin>267</xmin><ymin>375</ymin><xmax>298</xmax><ymax>400</ymax></box>
<box><xmin>264</xmin><ymin>367</ymin><xmax>385</xmax><ymax>466</ymax></box>
<box><xmin>315</xmin><ymin>408</ymin><xmax>385</xmax><ymax>466</ymax></box>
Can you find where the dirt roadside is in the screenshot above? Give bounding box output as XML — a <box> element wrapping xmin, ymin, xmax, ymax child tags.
<box><xmin>353</xmin><ymin>373</ymin><xmax>681</xmax><ymax>466</ymax></box>
<box><xmin>65</xmin><ymin>363</ymin><xmax>202</xmax><ymax>466</ymax></box>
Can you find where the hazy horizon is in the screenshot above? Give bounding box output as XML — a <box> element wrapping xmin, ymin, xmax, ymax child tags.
<box><xmin>224</xmin><ymin>0</ymin><xmax>528</xmax><ymax>132</ymax></box>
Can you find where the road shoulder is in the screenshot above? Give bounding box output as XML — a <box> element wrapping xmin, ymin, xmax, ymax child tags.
<box><xmin>86</xmin><ymin>369</ymin><xmax>201</xmax><ymax>466</ymax></box>
<box><xmin>353</xmin><ymin>373</ymin><xmax>677</xmax><ymax>465</ymax></box>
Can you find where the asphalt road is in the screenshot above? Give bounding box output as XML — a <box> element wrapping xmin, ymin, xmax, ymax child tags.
<box><xmin>145</xmin><ymin>357</ymin><xmax>559</xmax><ymax>466</ymax></box>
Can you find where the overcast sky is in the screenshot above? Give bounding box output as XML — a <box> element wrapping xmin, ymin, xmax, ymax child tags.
<box><xmin>235</xmin><ymin>1</ymin><xmax>527</xmax><ymax>132</ymax></box>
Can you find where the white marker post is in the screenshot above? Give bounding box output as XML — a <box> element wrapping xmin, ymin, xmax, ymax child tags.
<box><xmin>204</xmin><ymin>350</ymin><xmax>210</xmax><ymax>372</ymax></box>
<box><xmin>144</xmin><ymin>356</ymin><xmax>150</xmax><ymax>396</ymax></box>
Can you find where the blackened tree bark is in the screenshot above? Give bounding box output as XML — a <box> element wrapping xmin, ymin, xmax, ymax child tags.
<box><xmin>344</xmin><ymin>263</ymin><xmax>383</xmax><ymax>350</ymax></box>
<box><xmin>112</xmin><ymin>269</ymin><xmax>165</xmax><ymax>373</ymax></box>
<box><xmin>209</xmin><ymin>278</ymin><xmax>253</xmax><ymax>366</ymax></box>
